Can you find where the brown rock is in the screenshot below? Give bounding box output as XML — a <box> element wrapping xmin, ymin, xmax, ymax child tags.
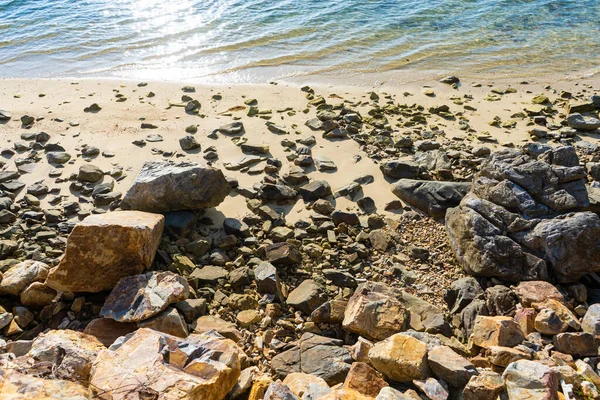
<box><xmin>90</xmin><ymin>328</ymin><xmax>242</xmax><ymax>400</ymax></box>
<box><xmin>26</xmin><ymin>330</ymin><xmax>105</xmax><ymax>384</ymax></box>
<box><xmin>283</xmin><ymin>372</ymin><xmax>329</xmax><ymax>398</ymax></box>
<box><xmin>343</xmin><ymin>362</ymin><xmax>388</xmax><ymax>397</ymax></box>
<box><xmin>138</xmin><ymin>306</ymin><xmax>189</xmax><ymax>337</ymax></box>
<box><xmin>487</xmin><ymin>346</ymin><xmax>532</xmax><ymax>368</ymax></box>
<box><xmin>368</xmin><ymin>333</ymin><xmax>430</xmax><ymax>383</ymax></box>
<box><xmin>266</xmin><ymin>242</ymin><xmax>301</xmax><ymax>265</ymax></box>
<box><xmin>83</xmin><ymin>318</ymin><xmax>137</xmax><ymax>347</ymax></box>
<box><xmin>553</xmin><ymin>332</ymin><xmax>599</xmax><ymax>357</ymax></box>
<box><xmin>192</xmin><ymin>315</ymin><xmax>243</xmax><ymax>342</ymax></box>
<box><xmin>471</xmin><ymin>316</ymin><xmax>524</xmax><ymax>348</ymax></box>
<box><xmin>0</xmin><ymin>369</ymin><xmax>92</xmax><ymax>399</ymax></box>
<box><xmin>342</xmin><ymin>283</ymin><xmax>408</xmax><ymax>341</ymax></box>
<box><xmin>287</xmin><ymin>279</ymin><xmax>327</xmax><ymax>315</ymax></box>
<box><xmin>46</xmin><ymin>211</ymin><xmax>164</xmax><ymax>293</ymax></box>
<box><xmin>0</xmin><ymin>260</ymin><xmax>48</xmax><ymax>296</ymax></box>
<box><xmin>462</xmin><ymin>371</ymin><xmax>505</xmax><ymax>400</ymax></box>
<box><xmin>514</xmin><ymin>308</ymin><xmax>536</xmax><ymax>336</ymax></box>
<box><xmin>349</xmin><ymin>337</ymin><xmax>374</xmax><ymax>363</ymax></box>
<box><xmin>427</xmin><ymin>346</ymin><xmax>477</xmax><ymax>388</ymax></box>
<box><xmin>534</xmin><ymin>308</ymin><xmax>567</xmax><ymax>335</ymax></box>
<box><xmin>100</xmin><ymin>271</ymin><xmax>189</xmax><ymax>323</ymax></box>
<box><xmin>513</xmin><ymin>281</ymin><xmax>564</xmax><ymax>307</ymax></box>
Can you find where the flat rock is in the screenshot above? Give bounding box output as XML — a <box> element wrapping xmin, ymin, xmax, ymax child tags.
<box><xmin>567</xmin><ymin>113</ymin><xmax>600</xmax><ymax>131</ymax></box>
<box><xmin>46</xmin><ymin>211</ymin><xmax>164</xmax><ymax>293</ymax></box>
<box><xmin>121</xmin><ymin>161</ymin><xmax>231</xmax><ymax>212</ymax></box>
<box><xmin>287</xmin><ymin>279</ymin><xmax>327</xmax><ymax>315</ymax></box>
<box><xmin>368</xmin><ymin>333</ymin><xmax>430</xmax><ymax>383</ymax></box>
<box><xmin>100</xmin><ymin>271</ymin><xmax>189</xmax><ymax>323</ymax></box>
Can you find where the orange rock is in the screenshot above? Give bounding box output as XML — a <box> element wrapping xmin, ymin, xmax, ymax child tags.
<box><xmin>472</xmin><ymin>316</ymin><xmax>524</xmax><ymax>348</ymax></box>
<box><xmin>46</xmin><ymin>211</ymin><xmax>164</xmax><ymax>293</ymax></box>
<box><xmin>0</xmin><ymin>369</ymin><xmax>92</xmax><ymax>399</ymax></box>
<box><xmin>343</xmin><ymin>362</ymin><xmax>388</xmax><ymax>397</ymax></box>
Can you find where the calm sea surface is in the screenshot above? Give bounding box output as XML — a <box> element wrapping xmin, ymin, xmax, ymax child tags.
<box><xmin>1</xmin><ymin>0</ymin><xmax>599</xmax><ymax>84</ymax></box>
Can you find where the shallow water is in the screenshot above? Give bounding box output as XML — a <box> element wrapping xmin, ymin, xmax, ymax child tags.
<box><xmin>1</xmin><ymin>0</ymin><xmax>599</xmax><ymax>84</ymax></box>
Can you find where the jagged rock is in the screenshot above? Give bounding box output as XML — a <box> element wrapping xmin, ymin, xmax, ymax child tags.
<box><xmin>90</xmin><ymin>328</ymin><xmax>242</xmax><ymax>400</ymax></box>
<box><xmin>368</xmin><ymin>333</ymin><xmax>430</xmax><ymax>383</ymax></box>
<box><xmin>121</xmin><ymin>161</ymin><xmax>231</xmax><ymax>212</ymax></box>
<box><xmin>462</xmin><ymin>371</ymin><xmax>505</xmax><ymax>400</ymax></box>
<box><xmin>534</xmin><ymin>308</ymin><xmax>567</xmax><ymax>335</ymax></box>
<box><xmin>224</xmin><ymin>217</ymin><xmax>250</xmax><ymax>238</ymax></box>
<box><xmin>582</xmin><ymin>304</ymin><xmax>600</xmax><ymax>336</ymax></box>
<box><xmin>46</xmin><ymin>211</ymin><xmax>164</xmax><ymax>293</ymax></box>
<box><xmin>263</xmin><ymin>382</ymin><xmax>298</xmax><ymax>400</ymax></box>
<box><xmin>138</xmin><ymin>306</ymin><xmax>189</xmax><ymax>337</ymax></box>
<box><xmin>427</xmin><ymin>346</ymin><xmax>477</xmax><ymax>388</ymax></box>
<box><xmin>391</xmin><ymin>180</ymin><xmax>471</xmax><ymax>218</ymax></box>
<box><xmin>343</xmin><ymin>362</ymin><xmax>388</xmax><ymax>398</ymax></box>
<box><xmin>258</xmin><ymin>183</ymin><xmax>297</xmax><ymax>201</ymax></box>
<box><xmin>446</xmin><ymin>146</ymin><xmax>600</xmax><ymax>283</ymax></box>
<box><xmin>0</xmin><ymin>260</ymin><xmax>49</xmax><ymax>296</ymax></box>
<box><xmin>444</xmin><ymin>277</ymin><xmax>483</xmax><ymax>314</ymax></box>
<box><xmin>0</xmin><ymin>369</ymin><xmax>92</xmax><ymax>399</ymax></box>
<box><xmin>287</xmin><ymin>279</ymin><xmax>327</xmax><ymax>315</ymax></box>
<box><xmin>502</xmin><ymin>360</ymin><xmax>558</xmax><ymax>400</ymax></box>
<box><xmin>472</xmin><ymin>316</ymin><xmax>524</xmax><ymax>348</ymax></box>
<box><xmin>487</xmin><ymin>346</ymin><xmax>532</xmax><ymax>368</ymax></box>
<box><xmin>271</xmin><ymin>333</ymin><xmax>352</xmax><ymax>385</ymax></box>
<box><xmin>485</xmin><ymin>285</ymin><xmax>518</xmax><ymax>316</ymax></box>
<box><xmin>100</xmin><ymin>271</ymin><xmax>189</xmax><ymax>323</ymax></box>
<box><xmin>255</xmin><ymin>262</ymin><xmax>283</xmax><ymax>300</ymax></box>
<box><xmin>342</xmin><ymin>282</ymin><xmax>408</xmax><ymax>340</ymax></box>
<box><xmin>25</xmin><ymin>330</ymin><xmax>105</xmax><ymax>383</ymax></box>
<box><xmin>267</xmin><ymin>242</ymin><xmax>301</xmax><ymax>265</ymax></box>
<box><xmin>179</xmin><ymin>135</ymin><xmax>201</xmax><ymax>151</ymax></box>
<box><xmin>413</xmin><ymin>378</ymin><xmax>449</xmax><ymax>400</ymax></box>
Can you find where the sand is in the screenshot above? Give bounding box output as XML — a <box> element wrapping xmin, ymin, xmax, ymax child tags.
<box><xmin>0</xmin><ymin>76</ymin><xmax>599</xmax><ymax>226</ymax></box>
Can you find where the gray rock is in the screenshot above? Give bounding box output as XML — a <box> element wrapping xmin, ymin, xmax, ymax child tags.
<box><xmin>100</xmin><ymin>271</ymin><xmax>189</xmax><ymax>323</ymax></box>
<box><xmin>46</xmin><ymin>152</ymin><xmax>71</xmax><ymax>165</ymax></box>
<box><xmin>314</xmin><ymin>155</ymin><xmax>337</xmax><ymax>171</ymax></box>
<box><xmin>391</xmin><ymin>179</ymin><xmax>471</xmax><ymax>218</ymax></box>
<box><xmin>380</xmin><ymin>159</ymin><xmax>421</xmax><ymax>179</ymax></box>
<box><xmin>223</xmin><ymin>218</ymin><xmax>250</xmax><ymax>238</ymax></box>
<box><xmin>255</xmin><ymin>262</ymin><xmax>282</xmax><ymax>300</ymax></box>
<box><xmin>179</xmin><ymin>135</ymin><xmax>201</xmax><ymax>151</ymax></box>
<box><xmin>582</xmin><ymin>303</ymin><xmax>600</xmax><ymax>336</ymax></box>
<box><xmin>567</xmin><ymin>113</ymin><xmax>600</xmax><ymax>131</ymax></box>
<box><xmin>219</xmin><ymin>121</ymin><xmax>244</xmax><ymax>135</ymax></box>
<box><xmin>121</xmin><ymin>161</ymin><xmax>231</xmax><ymax>212</ymax></box>
<box><xmin>502</xmin><ymin>360</ymin><xmax>558</xmax><ymax>399</ymax></box>
<box><xmin>0</xmin><ymin>109</ymin><xmax>11</xmax><ymax>121</ymax></box>
<box><xmin>223</xmin><ymin>155</ymin><xmax>264</xmax><ymax>170</ymax></box>
<box><xmin>298</xmin><ymin>180</ymin><xmax>332</xmax><ymax>202</ymax></box>
<box><xmin>446</xmin><ymin>146</ymin><xmax>600</xmax><ymax>283</ymax></box>
<box><xmin>271</xmin><ymin>333</ymin><xmax>352</xmax><ymax>385</ymax></box>
<box><xmin>444</xmin><ymin>277</ymin><xmax>483</xmax><ymax>314</ymax></box>
<box><xmin>78</xmin><ymin>164</ymin><xmax>103</xmax><ymax>182</ymax></box>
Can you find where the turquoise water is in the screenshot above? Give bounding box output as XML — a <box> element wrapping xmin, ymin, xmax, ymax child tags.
<box><xmin>1</xmin><ymin>0</ymin><xmax>599</xmax><ymax>84</ymax></box>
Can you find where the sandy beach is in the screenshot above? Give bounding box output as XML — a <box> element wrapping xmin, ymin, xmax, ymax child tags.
<box><xmin>2</xmin><ymin>75</ymin><xmax>598</xmax><ymax>225</ymax></box>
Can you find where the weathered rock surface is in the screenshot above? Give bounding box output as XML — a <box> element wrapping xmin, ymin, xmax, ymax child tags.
<box><xmin>502</xmin><ymin>360</ymin><xmax>558</xmax><ymax>400</ymax></box>
<box><xmin>46</xmin><ymin>211</ymin><xmax>164</xmax><ymax>292</ymax></box>
<box><xmin>368</xmin><ymin>333</ymin><xmax>430</xmax><ymax>383</ymax></box>
<box><xmin>0</xmin><ymin>260</ymin><xmax>49</xmax><ymax>296</ymax></box>
<box><xmin>0</xmin><ymin>369</ymin><xmax>92</xmax><ymax>399</ymax></box>
<box><xmin>271</xmin><ymin>333</ymin><xmax>353</xmax><ymax>385</ymax></box>
<box><xmin>120</xmin><ymin>161</ymin><xmax>231</xmax><ymax>212</ymax></box>
<box><xmin>100</xmin><ymin>271</ymin><xmax>189</xmax><ymax>323</ymax></box>
<box><xmin>391</xmin><ymin>179</ymin><xmax>471</xmax><ymax>218</ymax></box>
<box><xmin>446</xmin><ymin>146</ymin><xmax>600</xmax><ymax>283</ymax></box>
<box><xmin>90</xmin><ymin>328</ymin><xmax>242</xmax><ymax>400</ymax></box>
<box><xmin>427</xmin><ymin>345</ymin><xmax>477</xmax><ymax>388</ymax></box>
<box><xmin>24</xmin><ymin>330</ymin><xmax>105</xmax><ymax>384</ymax></box>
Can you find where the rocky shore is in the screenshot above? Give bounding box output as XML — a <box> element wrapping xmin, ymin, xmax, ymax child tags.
<box><xmin>1</xmin><ymin>77</ymin><xmax>600</xmax><ymax>399</ymax></box>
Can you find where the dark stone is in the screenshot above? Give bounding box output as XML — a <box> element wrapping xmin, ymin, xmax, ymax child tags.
<box><xmin>391</xmin><ymin>179</ymin><xmax>471</xmax><ymax>218</ymax></box>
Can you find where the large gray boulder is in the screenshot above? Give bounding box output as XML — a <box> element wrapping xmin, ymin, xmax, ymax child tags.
<box><xmin>121</xmin><ymin>161</ymin><xmax>231</xmax><ymax>213</ymax></box>
<box><xmin>391</xmin><ymin>179</ymin><xmax>471</xmax><ymax>218</ymax></box>
<box><xmin>446</xmin><ymin>146</ymin><xmax>600</xmax><ymax>283</ymax></box>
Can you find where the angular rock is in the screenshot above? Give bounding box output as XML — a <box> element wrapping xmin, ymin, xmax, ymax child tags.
<box><xmin>342</xmin><ymin>282</ymin><xmax>408</xmax><ymax>341</ymax></box>
<box><xmin>343</xmin><ymin>362</ymin><xmax>388</xmax><ymax>398</ymax></box>
<box><xmin>487</xmin><ymin>346</ymin><xmax>531</xmax><ymax>368</ymax></box>
<box><xmin>368</xmin><ymin>333</ymin><xmax>429</xmax><ymax>383</ymax></box>
<box><xmin>20</xmin><ymin>282</ymin><xmax>57</xmax><ymax>308</ymax></box>
<box><xmin>582</xmin><ymin>303</ymin><xmax>600</xmax><ymax>336</ymax></box>
<box><xmin>255</xmin><ymin>262</ymin><xmax>283</xmax><ymax>300</ymax></box>
<box><xmin>121</xmin><ymin>161</ymin><xmax>231</xmax><ymax>212</ymax></box>
<box><xmin>391</xmin><ymin>180</ymin><xmax>471</xmax><ymax>218</ymax></box>
<box><xmin>444</xmin><ymin>277</ymin><xmax>483</xmax><ymax>314</ymax></box>
<box><xmin>267</xmin><ymin>242</ymin><xmax>301</xmax><ymax>266</ymax></box>
<box><xmin>78</xmin><ymin>164</ymin><xmax>103</xmax><ymax>182</ymax></box>
<box><xmin>0</xmin><ymin>260</ymin><xmax>48</xmax><ymax>297</ymax></box>
<box><xmin>271</xmin><ymin>333</ymin><xmax>352</xmax><ymax>386</ymax></box>
<box><xmin>380</xmin><ymin>159</ymin><xmax>421</xmax><ymax>179</ymax></box>
<box><xmin>513</xmin><ymin>281</ymin><xmax>564</xmax><ymax>307</ymax></box>
<box><xmin>282</xmin><ymin>373</ymin><xmax>329</xmax><ymax>398</ymax></box>
<box><xmin>100</xmin><ymin>271</ymin><xmax>189</xmax><ymax>323</ymax></box>
<box><xmin>192</xmin><ymin>316</ymin><xmax>243</xmax><ymax>342</ymax></box>
<box><xmin>427</xmin><ymin>345</ymin><xmax>477</xmax><ymax>388</ymax></box>
<box><xmin>299</xmin><ymin>180</ymin><xmax>332</xmax><ymax>202</ymax></box>
<box><xmin>46</xmin><ymin>211</ymin><xmax>164</xmax><ymax>293</ymax></box>
<box><xmin>471</xmin><ymin>316</ymin><xmax>524</xmax><ymax>348</ymax></box>
<box><xmin>567</xmin><ymin>113</ymin><xmax>600</xmax><ymax>131</ymax></box>
<box><xmin>462</xmin><ymin>371</ymin><xmax>505</xmax><ymax>400</ymax></box>
<box><xmin>553</xmin><ymin>332</ymin><xmax>599</xmax><ymax>357</ymax></box>
<box><xmin>179</xmin><ymin>135</ymin><xmax>201</xmax><ymax>151</ymax></box>
<box><xmin>287</xmin><ymin>279</ymin><xmax>327</xmax><ymax>315</ymax></box>
<box><xmin>446</xmin><ymin>146</ymin><xmax>600</xmax><ymax>283</ymax></box>
<box><xmin>138</xmin><ymin>306</ymin><xmax>189</xmax><ymax>337</ymax></box>
<box><xmin>0</xmin><ymin>369</ymin><xmax>92</xmax><ymax>399</ymax></box>
<box><xmin>25</xmin><ymin>330</ymin><xmax>105</xmax><ymax>383</ymax></box>
<box><xmin>502</xmin><ymin>360</ymin><xmax>558</xmax><ymax>400</ymax></box>
<box><xmin>90</xmin><ymin>328</ymin><xmax>242</xmax><ymax>400</ymax></box>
